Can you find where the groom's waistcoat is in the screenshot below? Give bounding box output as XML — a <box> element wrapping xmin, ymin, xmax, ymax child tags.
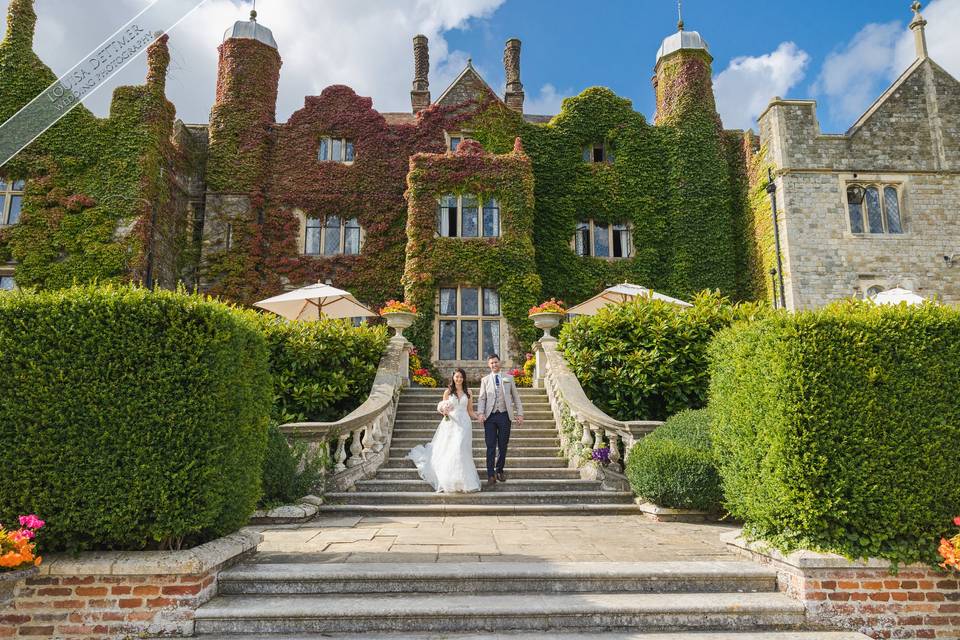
<box><xmin>477</xmin><ymin>372</ymin><xmax>524</xmax><ymax>421</ymax></box>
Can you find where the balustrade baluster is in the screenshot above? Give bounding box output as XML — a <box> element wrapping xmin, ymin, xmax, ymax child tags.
<box><xmin>606</xmin><ymin>430</ymin><xmax>622</xmax><ymax>472</ymax></box>
<box><xmin>334</xmin><ymin>433</ymin><xmax>349</xmax><ymax>473</ymax></box>
<box><xmin>346</xmin><ymin>426</ymin><xmax>364</xmax><ymax>466</ymax></box>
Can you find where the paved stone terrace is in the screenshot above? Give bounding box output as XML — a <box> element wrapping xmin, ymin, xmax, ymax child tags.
<box><xmin>246</xmin><ymin>515</ymin><xmax>742</xmax><ymax>564</ymax></box>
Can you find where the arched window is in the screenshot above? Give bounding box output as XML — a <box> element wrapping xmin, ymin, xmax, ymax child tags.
<box><xmin>846</xmin><ymin>183</ymin><xmax>904</xmax><ymax>235</ymax></box>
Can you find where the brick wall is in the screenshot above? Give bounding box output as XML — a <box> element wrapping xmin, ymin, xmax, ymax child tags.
<box><xmin>727</xmin><ymin>532</ymin><xmax>960</xmax><ymax>639</ymax></box>
<box><xmin>0</xmin><ymin>530</ymin><xmax>259</xmax><ymax>639</ymax></box>
<box><xmin>0</xmin><ymin>569</ymin><xmax>217</xmax><ymax>638</ymax></box>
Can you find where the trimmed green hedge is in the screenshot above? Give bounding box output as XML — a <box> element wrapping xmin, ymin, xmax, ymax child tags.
<box><xmin>0</xmin><ymin>286</ymin><xmax>272</xmax><ymax>552</ymax></box>
<box><xmin>560</xmin><ymin>291</ymin><xmax>766</xmax><ymax>421</ymax></box>
<box><xmin>709</xmin><ymin>301</ymin><xmax>960</xmax><ymax>565</ymax></box>
<box><xmin>249</xmin><ymin>315</ymin><xmax>389</xmax><ymax>423</ymax></box>
<box><xmin>626</xmin><ymin>408</ymin><xmax>722</xmax><ymax>511</ymax></box>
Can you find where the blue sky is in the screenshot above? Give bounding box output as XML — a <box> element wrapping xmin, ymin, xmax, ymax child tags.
<box><xmin>2</xmin><ymin>0</ymin><xmax>958</xmax><ymax>133</ymax></box>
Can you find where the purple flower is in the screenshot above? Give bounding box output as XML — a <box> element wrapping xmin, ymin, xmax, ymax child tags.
<box><xmin>591</xmin><ymin>447</ymin><xmax>610</xmax><ymax>463</ymax></box>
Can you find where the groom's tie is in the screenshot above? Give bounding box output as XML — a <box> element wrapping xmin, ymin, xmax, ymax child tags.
<box><xmin>494</xmin><ymin>374</ymin><xmax>500</xmax><ymax>408</ymax></box>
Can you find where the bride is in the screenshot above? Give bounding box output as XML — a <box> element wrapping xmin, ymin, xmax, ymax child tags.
<box><xmin>406</xmin><ymin>368</ymin><xmax>481</xmax><ymax>493</ymax></box>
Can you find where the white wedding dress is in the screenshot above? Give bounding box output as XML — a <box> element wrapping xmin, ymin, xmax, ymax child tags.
<box><xmin>406</xmin><ymin>392</ymin><xmax>481</xmax><ymax>493</ymax></box>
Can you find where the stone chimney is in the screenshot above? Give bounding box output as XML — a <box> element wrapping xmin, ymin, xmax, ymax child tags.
<box><xmin>910</xmin><ymin>1</ymin><xmax>928</xmax><ymax>59</ymax></box>
<box><xmin>146</xmin><ymin>33</ymin><xmax>170</xmax><ymax>93</ymax></box>
<box><xmin>411</xmin><ymin>34</ymin><xmax>431</xmax><ymax>113</ymax></box>
<box><xmin>504</xmin><ymin>38</ymin><xmax>524</xmax><ymax>112</ymax></box>
<box><xmin>4</xmin><ymin>0</ymin><xmax>36</xmax><ymax>50</ymax></box>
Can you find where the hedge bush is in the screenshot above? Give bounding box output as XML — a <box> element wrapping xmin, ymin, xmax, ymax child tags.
<box><xmin>709</xmin><ymin>300</ymin><xmax>960</xmax><ymax>565</ymax></box>
<box><xmin>626</xmin><ymin>408</ymin><xmax>722</xmax><ymax>511</ymax></box>
<box><xmin>0</xmin><ymin>286</ymin><xmax>272</xmax><ymax>552</ymax></box>
<box><xmin>559</xmin><ymin>291</ymin><xmax>766</xmax><ymax>420</ymax></box>
<box><xmin>260</xmin><ymin>424</ymin><xmax>330</xmax><ymax>508</ymax></box>
<box><xmin>249</xmin><ymin>315</ymin><xmax>389</xmax><ymax>423</ymax></box>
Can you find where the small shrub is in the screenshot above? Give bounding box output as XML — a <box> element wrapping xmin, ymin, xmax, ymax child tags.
<box><xmin>249</xmin><ymin>315</ymin><xmax>389</xmax><ymax>423</ymax></box>
<box><xmin>560</xmin><ymin>291</ymin><xmax>767</xmax><ymax>420</ymax></box>
<box><xmin>260</xmin><ymin>424</ymin><xmax>330</xmax><ymax>508</ymax></box>
<box><xmin>0</xmin><ymin>286</ymin><xmax>272</xmax><ymax>552</ymax></box>
<box><xmin>626</xmin><ymin>409</ymin><xmax>722</xmax><ymax>511</ymax></box>
<box><xmin>709</xmin><ymin>300</ymin><xmax>960</xmax><ymax>565</ymax></box>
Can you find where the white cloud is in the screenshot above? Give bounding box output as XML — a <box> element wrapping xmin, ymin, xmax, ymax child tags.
<box><xmin>812</xmin><ymin>0</ymin><xmax>960</xmax><ymax>127</ymax></box>
<box><xmin>713</xmin><ymin>41</ymin><xmax>810</xmax><ymax>130</ymax></box>
<box><xmin>523</xmin><ymin>83</ymin><xmax>568</xmax><ymax>115</ymax></box>
<box><xmin>0</xmin><ymin>0</ymin><xmax>506</xmax><ymax>122</ymax></box>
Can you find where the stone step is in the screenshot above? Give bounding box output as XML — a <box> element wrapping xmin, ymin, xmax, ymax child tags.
<box><xmin>383</xmin><ymin>457</ymin><xmax>567</xmax><ymax>469</ymax></box>
<box><xmin>217</xmin><ymin>561</ymin><xmax>780</xmax><ymax>596</ymax></box>
<box><xmin>194</xmin><ymin>592</ymin><xmax>807</xmax><ymax>634</ymax></box>
<box><xmin>324</xmin><ymin>491</ymin><xmax>634</xmax><ymax>505</ymax></box>
<box><xmin>316</xmin><ymin>503</ymin><xmax>645</xmax><ymax>516</ymax></box>
<box><xmin>392</xmin><ymin>428</ymin><xmax>557</xmax><ymax>439</ymax></box>
<box><xmin>391</xmin><ymin>437</ymin><xmax>558</xmax><ymax>448</ymax></box>
<box><xmin>375</xmin><ymin>467</ymin><xmax>582</xmax><ymax>480</ymax></box>
<box><xmin>355</xmin><ymin>479</ymin><xmax>599</xmax><ymax>493</ymax></box>
<box><xmin>391</xmin><ymin>446</ymin><xmax>561</xmax><ymax>457</ymax></box>
<box><xmin>398</xmin><ymin>401</ymin><xmax>551</xmax><ymax>409</ymax></box>
<box><xmin>395</xmin><ymin>410</ymin><xmax>555</xmax><ymax>420</ymax></box>
<box><xmin>196</xmin><ymin>632</ymin><xmax>871</xmax><ymax>639</ymax></box>
<box><xmin>394</xmin><ymin>419</ymin><xmax>556</xmax><ymax>428</ymax></box>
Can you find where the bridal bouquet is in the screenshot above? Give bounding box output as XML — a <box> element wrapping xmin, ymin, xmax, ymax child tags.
<box><xmin>437</xmin><ymin>398</ymin><xmax>456</xmax><ymax>417</ymax></box>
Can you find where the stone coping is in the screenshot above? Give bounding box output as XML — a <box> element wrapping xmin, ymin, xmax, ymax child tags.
<box><xmin>250</xmin><ymin>495</ymin><xmax>322</xmax><ymax>524</ymax></box>
<box><xmin>37</xmin><ymin>529</ymin><xmax>262</xmax><ymax>577</ymax></box>
<box><xmin>721</xmin><ymin>529</ymin><xmax>930</xmax><ymax>571</ymax></box>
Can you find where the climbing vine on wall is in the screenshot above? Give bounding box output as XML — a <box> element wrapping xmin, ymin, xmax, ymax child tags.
<box><xmin>403</xmin><ymin>138</ymin><xmax>541</xmax><ymax>361</ymax></box>
<box><xmin>0</xmin><ymin>1</ymin><xmax>189</xmax><ymax>289</ymax></box>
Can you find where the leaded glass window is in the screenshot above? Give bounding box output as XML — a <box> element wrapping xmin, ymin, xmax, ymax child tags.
<box><xmin>344</xmin><ymin>217</ymin><xmax>361</xmax><ymax>255</ymax></box>
<box><xmin>574</xmin><ymin>220</ymin><xmax>631</xmax><ymax>258</ymax></box>
<box><xmin>482</xmin><ymin>198</ymin><xmax>499</xmax><ymax>237</ymax></box>
<box><xmin>305</xmin><ymin>217</ymin><xmax>322</xmax><ymax>255</ymax></box>
<box><xmin>436</xmin><ymin>287</ymin><xmax>502</xmax><ymax>362</ymax></box>
<box><xmin>1</xmin><ymin>178</ymin><xmax>25</xmax><ymax>226</ymax></box>
<box><xmin>846</xmin><ymin>183</ymin><xmax>905</xmax><ymax>235</ymax></box>
<box><xmin>437</xmin><ymin>194</ymin><xmax>500</xmax><ymax>238</ymax></box>
<box><xmin>318</xmin><ymin>137</ymin><xmax>355</xmax><ymax>163</ymax></box>
<box><xmin>462</xmin><ymin>195</ymin><xmax>479</xmax><ymax>238</ymax></box>
<box><xmin>323</xmin><ymin>215</ymin><xmax>341</xmax><ymax>255</ymax></box>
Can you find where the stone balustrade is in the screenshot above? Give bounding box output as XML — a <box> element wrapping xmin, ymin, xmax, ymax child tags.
<box><xmin>279</xmin><ymin>335</ymin><xmax>412</xmax><ymax>491</ymax></box>
<box><xmin>532</xmin><ymin>335</ymin><xmax>662</xmax><ymax>487</ymax></box>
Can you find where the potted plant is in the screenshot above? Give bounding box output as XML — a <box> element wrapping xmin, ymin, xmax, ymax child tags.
<box><xmin>528</xmin><ymin>298</ymin><xmax>566</xmax><ymax>340</ymax></box>
<box><xmin>0</xmin><ymin>514</ymin><xmax>44</xmax><ymax>605</ymax></box>
<box><xmin>379</xmin><ymin>300</ymin><xmax>417</xmax><ymax>338</ymax></box>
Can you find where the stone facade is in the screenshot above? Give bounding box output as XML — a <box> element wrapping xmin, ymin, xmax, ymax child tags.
<box><xmin>758</xmin><ymin>51</ymin><xmax>960</xmax><ymax>309</ymax></box>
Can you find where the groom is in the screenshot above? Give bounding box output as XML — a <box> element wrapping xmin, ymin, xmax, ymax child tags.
<box><xmin>475</xmin><ymin>353</ymin><xmax>524</xmax><ymax>487</ymax></box>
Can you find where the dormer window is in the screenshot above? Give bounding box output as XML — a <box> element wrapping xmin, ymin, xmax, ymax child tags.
<box><xmin>437</xmin><ymin>194</ymin><xmax>500</xmax><ymax>238</ymax></box>
<box><xmin>446</xmin><ymin>131</ymin><xmax>473</xmax><ymax>152</ymax></box>
<box><xmin>318</xmin><ymin>137</ymin><xmax>355</xmax><ymax>163</ymax></box>
<box><xmin>573</xmin><ymin>220</ymin><xmax>632</xmax><ymax>258</ymax></box>
<box><xmin>582</xmin><ymin>143</ymin><xmax>614</xmax><ymax>164</ymax></box>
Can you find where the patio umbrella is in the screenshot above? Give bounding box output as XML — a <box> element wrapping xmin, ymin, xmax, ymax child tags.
<box><xmin>254</xmin><ymin>282</ymin><xmax>376</xmax><ymax>320</ymax></box>
<box><xmin>566</xmin><ymin>282</ymin><xmax>692</xmax><ymax>316</ymax></box>
<box><xmin>869</xmin><ymin>287</ymin><xmax>926</xmax><ymax>306</ymax></box>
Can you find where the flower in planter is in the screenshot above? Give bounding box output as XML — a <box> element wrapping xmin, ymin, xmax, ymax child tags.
<box><xmin>379</xmin><ymin>300</ymin><xmax>417</xmax><ymax>315</ymax></box>
<box><xmin>940</xmin><ymin>516</ymin><xmax>960</xmax><ymax>572</ymax></box>
<box><xmin>592</xmin><ymin>446</ymin><xmax>611</xmax><ymax>464</ymax></box>
<box><xmin>528</xmin><ymin>298</ymin><xmax>566</xmax><ymax>316</ymax></box>
<box><xmin>0</xmin><ymin>514</ymin><xmax>44</xmax><ymax>570</ymax></box>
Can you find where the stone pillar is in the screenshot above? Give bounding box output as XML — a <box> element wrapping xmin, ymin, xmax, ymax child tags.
<box><xmin>504</xmin><ymin>38</ymin><xmax>524</xmax><ymax>112</ymax></box>
<box><xmin>145</xmin><ymin>33</ymin><xmax>170</xmax><ymax>93</ymax></box>
<box><xmin>411</xmin><ymin>34</ymin><xmax>431</xmax><ymax>113</ymax></box>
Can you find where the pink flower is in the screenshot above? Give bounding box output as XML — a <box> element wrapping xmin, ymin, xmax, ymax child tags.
<box><xmin>954</xmin><ymin>516</ymin><xmax>960</xmax><ymax>527</ymax></box>
<box><xmin>15</xmin><ymin>528</ymin><xmax>35</xmax><ymax>540</ymax></box>
<box><xmin>19</xmin><ymin>515</ymin><xmax>44</xmax><ymax>530</ymax></box>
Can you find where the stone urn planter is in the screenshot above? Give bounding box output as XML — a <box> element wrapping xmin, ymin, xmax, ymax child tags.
<box><xmin>0</xmin><ymin>566</ymin><xmax>38</xmax><ymax>605</ymax></box>
<box><xmin>382</xmin><ymin>311</ymin><xmax>416</xmax><ymax>339</ymax></box>
<box><xmin>529</xmin><ymin>312</ymin><xmax>563</xmax><ymax>341</ymax></box>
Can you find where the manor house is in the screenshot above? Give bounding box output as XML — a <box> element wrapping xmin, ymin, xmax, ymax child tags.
<box><xmin>0</xmin><ymin>0</ymin><xmax>957</xmax><ymax>373</ymax></box>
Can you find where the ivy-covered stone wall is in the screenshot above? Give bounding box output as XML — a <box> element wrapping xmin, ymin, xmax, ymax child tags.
<box><xmin>3</xmin><ymin>2</ymin><xmax>764</xmax><ymax>367</ymax></box>
<box><xmin>0</xmin><ymin>0</ymin><xmax>192</xmax><ymax>289</ymax></box>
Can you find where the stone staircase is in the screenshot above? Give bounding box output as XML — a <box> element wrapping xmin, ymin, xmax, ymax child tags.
<box><xmin>319</xmin><ymin>386</ymin><xmax>637</xmax><ymax>515</ymax></box>
<box><xmin>194</xmin><ymin>561</ymin><xmax>869</xmax><ymax>637</ymax></box>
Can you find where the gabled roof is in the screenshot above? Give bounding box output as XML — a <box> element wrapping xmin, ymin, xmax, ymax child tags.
<box><xmin>434</xmin><ymin>61</ymin><xmax>502</xmax><ymax>108</ymax></box>
<box><xmin>846</xmin><ymin>56</ymin><xmax>959</xmax><ymax>135</ymax></box>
